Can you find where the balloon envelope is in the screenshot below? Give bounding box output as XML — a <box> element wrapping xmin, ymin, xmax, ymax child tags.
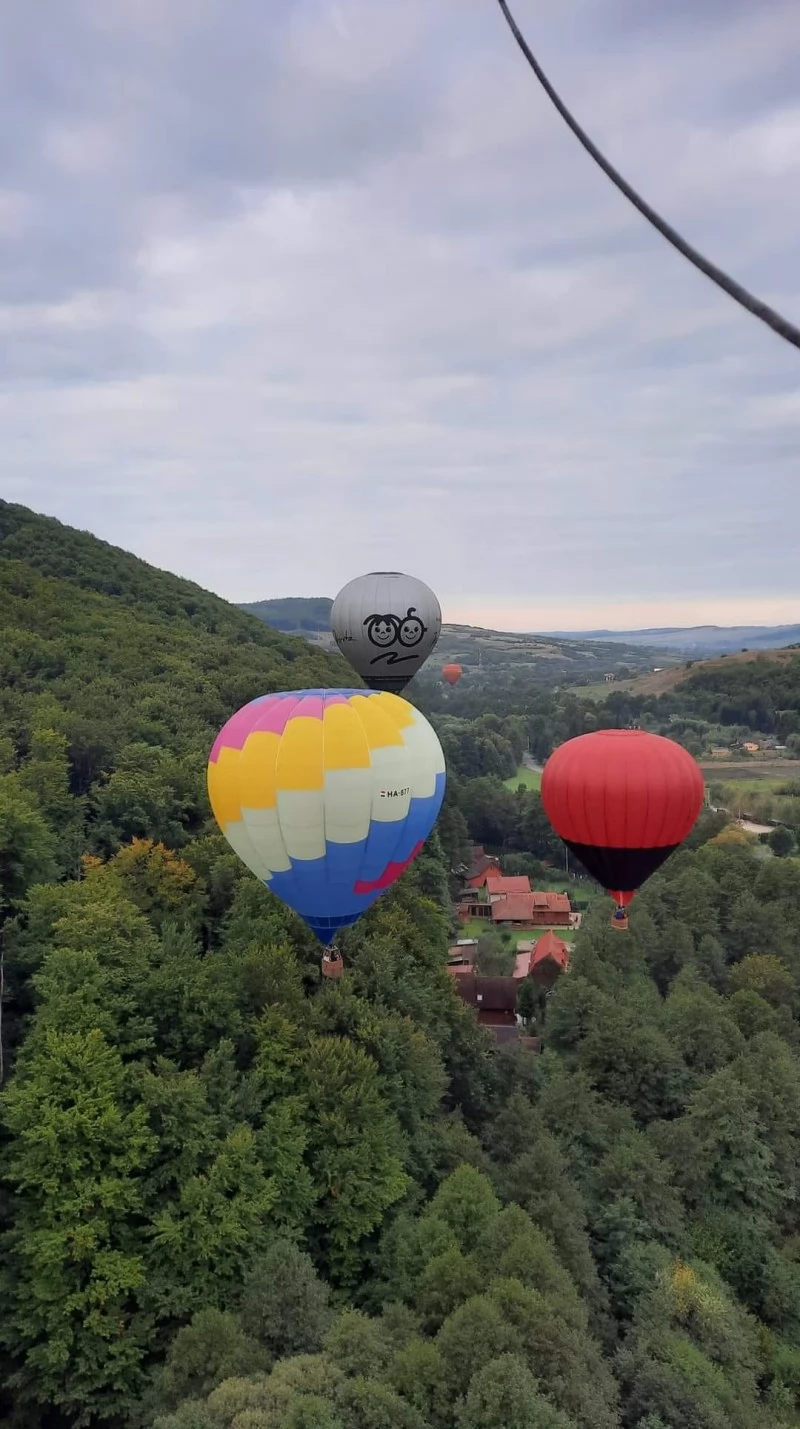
<box><xmin>442</xmin><ymin>664</ymin><xmax>462</xmax><ymax>686</ymax></box>
<box><xmin>540</xmin><ymin>729</ymin><xmax>704</xmax><ymax>904</ymax></box>
<box><xmin>331</xmin><ymin>572</ymin><xmax>442</xmax><ymax>692</ymax></box>
<box><xmin>207</xmin><ymin>688</ymin><xmax>446</xmax><ymax>944</ymax></box>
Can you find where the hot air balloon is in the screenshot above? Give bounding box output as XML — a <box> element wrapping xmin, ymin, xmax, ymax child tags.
<box><xmin>331</xmin><ymin>572</ymin><xmax>442</xmax><ymax>693</ymax></box>
<box><xmin>540</xmin><ymin>729</ymin><xmax>704</xmax><ymax>930</ymax></box>
<box><xmin>207</xmin><ymin>688</ymin><xmax>446</xmax><ymax>972</ymax></box>
<box><xmin>442</xmin><ymin>664</ymin><xmax>462</xmax><ymax>686</ymax></box>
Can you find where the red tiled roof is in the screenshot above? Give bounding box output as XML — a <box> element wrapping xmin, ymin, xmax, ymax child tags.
<box><xmin>491</xmin><ymin>894</ymin><xmax>537</xmax><ymax>923</ymax></box>
<box><xmin>487</xmin><ymin>876</ymin><xmax>532</xmax><ymax>896</ymax></box>
<box><xmin>491</xmin><ymin>890</ymin><xmax>571</xmax><ymax>924</ymax></box>
<box><xmin>531</xmin><ymin>930</ymin><xmax>570</xmax><ymax>971</ymax></box>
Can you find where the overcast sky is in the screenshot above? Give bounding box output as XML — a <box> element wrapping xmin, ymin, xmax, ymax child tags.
<box><xmin>2</xmin><ymin>0</ymin><xmax>800</xmax><ymax>631</ymax></box>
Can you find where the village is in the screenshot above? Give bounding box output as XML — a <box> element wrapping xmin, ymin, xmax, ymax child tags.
<box><xmin>446</xmin><ymin>845</ymin><xmax>579</xmax><ymax>1051</ymax></box>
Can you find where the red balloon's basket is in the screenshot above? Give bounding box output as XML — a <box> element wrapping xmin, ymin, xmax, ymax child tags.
<box><xmin>321</xmin><ymin>947</ymin><xmax>344</xmax><ymax>980</ymax></box>
<box><xmin>611</xmin><ymin>908</ymin><xmax>629</xmax><ymax>932</ymax></box>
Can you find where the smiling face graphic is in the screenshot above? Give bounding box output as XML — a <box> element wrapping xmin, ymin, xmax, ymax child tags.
<box><xmin>365</xmin><ymin>614</ymin><xmax>399</xmax><ymax>648</ymax></box>
<box><xmin>398</xmin><ymin>608</ymin><xmax>426</xmax><ymax>647</ymax></box>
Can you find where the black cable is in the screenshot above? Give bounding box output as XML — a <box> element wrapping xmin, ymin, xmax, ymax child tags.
<box><xmin>494</xmin><ymin>0</ymin><xmax>800</xmax><ymax>352</ymax></box>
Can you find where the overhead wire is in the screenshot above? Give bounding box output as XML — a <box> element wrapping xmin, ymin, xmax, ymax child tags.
<box><xmin>493</xmin><ymin>0</ymin><xmax>800</xmax><ymax>352</ymax></box>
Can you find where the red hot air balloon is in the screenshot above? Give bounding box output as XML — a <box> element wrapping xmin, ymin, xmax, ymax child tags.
<box><xmin>442</xmin><ymin>664</ymin><xmax>463</xmax><ymax>686</ymax></box>
<box><xmin>541</xmin><ymin>730</ymin><xmax>705</xmax><ymax>930</ymax></box>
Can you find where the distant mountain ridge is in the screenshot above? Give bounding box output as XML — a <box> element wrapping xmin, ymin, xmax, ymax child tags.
<box><xmin>240</xmin><ymin>599</ymin><xmax>800</xmax><ymax>660</ymax></box>
<box><xmin>543</xmin><ymin>624</ymin><xmax>800</xmax><ymax>655</ymax></box>
<box><xmin>238</xmin><ymin>596</ymin><xmax>333</xmax><ymax>633</ymax></box>
<box><xmin>239</xmin><ymin>601</ymin><xmax>668</xmax><ymax>684</ymax></box>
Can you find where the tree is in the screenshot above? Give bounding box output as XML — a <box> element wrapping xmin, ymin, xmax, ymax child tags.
<box><xmin>149</xmin><ymin>1309</ymin><xmax>268</xmax><ymax>1416</ymax></box>
<box><xmin>458</xmin><ymin>1354</ymin><xmax>578</xmax><ymax>1429</ymax></box>
<box><xmin>1</xmin><ymin>1028</ymin><xmax>156</xmax><ymax>1422</ymax></box>
<box><xmin>0</xmin><ymin>777</ymin><xmax>57</xmax><ymax>910</ymax></box>
<box><xmin>730</xmin><ymin>954</ymin><xmax>796</xmax><ymax>1010</ymax></box>
<box><xmin>475</xmin><ymin>929</ymin><xmax>515</xmax><ymax>977</ymax></box>
<box><xmin>678</xmin><ymin>1066</ymin><xmax>784</xmax><ymax>1223</ymax></box>
<box><xmin>299</xmin><ymin>1036</ymin><xmax>409</xmax><ymax>1277</ymax></box>
<box><xmin>239</xmin><ymin>1240</ymin><xmax>332</xmax><ymax>1358</ymax></box>
<box><xmin>146</xmin><ymin>1126</ymin><xmax>280</xmax><ymax>1319</ymax></box>
<box><xmin>578</xmin><ymin>1005</ymin><xmax>688</xmax><ymax>1125</ymax></box>
<box><xmin>768</xmin><ymin>825</ymin><xmax>795</xmax><ymax>858</ymax></box>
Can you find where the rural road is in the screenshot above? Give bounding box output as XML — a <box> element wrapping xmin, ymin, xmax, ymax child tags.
<box><xmin>522</xmin><ymin>752</ymin><xmax>544</xmax><ymax>774</ymax></box>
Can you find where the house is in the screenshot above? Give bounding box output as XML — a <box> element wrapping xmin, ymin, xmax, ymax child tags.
<box><xmin>513</xmin><ymin>931</ymin><xmax>570</xmax><ymax>985</ymax></box>
<box><xmin>485</xmin><ymin>874</ymin><xmax>535</xmax><ymax>899</ymax></box>
<box><xmin>470</xmin><ymin>867</ymin><xmax>530</xmax><ymax>892</ymax></box>
<box><xmin>742</xmin><ymin>742</ymin><xmax>760</xmax><ymax>753</ymax></box>
<box><xmin>457</xmin><ymin>899</ymin><xmax>492</xmax><ymax>922</ymax></box>
<box><xmin>452</xmin><ymin>974</ymin><xmax>518</xmax><ymax>1043</ymax></box>
<box><xmin>447</xmin><ymin>939</ymin><xmax>478</xmax><ymax>974</ymax></box>
<box><xmin>604</xmin><ymin>673</ymin><xmax>616</xmax><ymax>683</ymax></box>
<box><xmin>709</xmin><ymin>747</ymin><xmax>732</xmax><ymax>760</ymax></box>
<box><xmin>529</xmin><ymin>930</ymin><xmax>570</xmax><ymax>986</ymax></box>
<box><xmin>490</xmin><ymin>890</ymin><xmax>571</xmax><ymax>927</ymax></box>
<box><xmin>466</xmin><ymin>845</ymin><xmax>500</xmax><ymax>884</ymax></box>
<box><xmin>452</xmin><ymin>973</ymin><xmax>540</xmax><ymax>1051</ymax></box>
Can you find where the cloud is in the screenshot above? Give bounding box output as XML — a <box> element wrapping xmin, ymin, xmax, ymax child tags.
<box><xmin>2</xmin><ymin>0</ymin><xmax>799</xmax><ymax>628</ymax></box>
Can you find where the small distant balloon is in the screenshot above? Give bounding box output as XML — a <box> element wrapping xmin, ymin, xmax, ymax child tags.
<box><xmin>442</xmin><ymin>664</ymin><xmax>462</xmax><ymax>686</ymax></box>
<box><xmin>207</xmin><ymin>688</ymin><xmax>446</xmax><ymax>945</ymax></box>
<box><xmin>331</xmin><ymin>572</ymin><xmax>442</xmax><ymax>693</ymax></box>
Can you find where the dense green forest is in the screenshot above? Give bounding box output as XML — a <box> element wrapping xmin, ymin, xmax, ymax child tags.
<box><xmin>3</xmin><ymin>501</ymin><xmax>800</xmax><ymax>1429</ymax></box>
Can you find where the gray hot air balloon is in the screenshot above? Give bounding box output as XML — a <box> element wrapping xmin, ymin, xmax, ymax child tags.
<box><xmin>331</xmin><ymin>572</ymin><xmax>442</xmax><ymax>693</ymax></box>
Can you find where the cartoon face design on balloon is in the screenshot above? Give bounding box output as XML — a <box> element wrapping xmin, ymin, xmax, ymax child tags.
<box><xmin>364</xmin><ymin>614</ymin><xmax>399</xmax><ymax>648</ymax></box>
<box><xmin>398</xmin><ymin>608</ymin><xmax>427</xmax><ymax>647</ymax></box>
<box><xmin>364</xmin><ymin>606</ymin><xmax>428</xmax><ymax>667</ymax></box>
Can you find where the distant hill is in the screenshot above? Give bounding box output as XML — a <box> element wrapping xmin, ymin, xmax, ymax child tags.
<box><xmin>544</xmin><ymin>624</ymin><xmax>800</xmax><ymax>655</ymax></box>
<box><xmin>0</xmin><ymin>502</ymin><xmax>350</xmax><ymax>802</ymax></box>
<box><xmin>620</xmin><ymin>645</ymin><xmax>800</xmax><ymax>698</ymax></box>
<box><xmin>240</xmin><ymin>600</ymin><xmax>666</xmax><ymax>685</ymax></box>
<box><xmin>239</xmin><ymin>596</ymin><xmax>334</xmax><ymax>633</ymax></box>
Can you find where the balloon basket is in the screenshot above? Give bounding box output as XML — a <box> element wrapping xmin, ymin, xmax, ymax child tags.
<box><xmin>610</xmin><ymin>910</ymin><xmax>629</xmax><ymax>932</ymax></box>
<box><xmin>321</xmin><ymin>947</ymin><xmax>344</xmax><ymax>980</ymax></box>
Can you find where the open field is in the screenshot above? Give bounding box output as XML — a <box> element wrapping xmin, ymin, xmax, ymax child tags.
<box><xmin>503</xmin><ymin>764</ymin><xmax>542</xmax><ymax>791</ymax></box>
<box><xmin>572</xmin><ymin>646</ymin><xmax>800</xmax><ymax>702</ymax></box>
<box><xmin>458</xmin><ymin>920</ymin><xmax>566</xmax><ymax>947</ymax></box>
<box><xmin>701</xmin><ymin>761</ymin><xmax>799</xmax><ymax>785</ymax></box>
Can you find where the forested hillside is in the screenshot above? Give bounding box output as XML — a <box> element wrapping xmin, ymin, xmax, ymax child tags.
<box><xmin>3</xmin><ymin>503</ymin><xmax>800</xmax><ymax>1429</ymax></box>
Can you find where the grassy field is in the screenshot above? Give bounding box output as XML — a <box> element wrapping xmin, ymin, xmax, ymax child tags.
<box><xmin>566</xmin><ymin>681</ymin><xmax>616</xmax><ymax>701</ymax></box>
<box><xmin>458</xmin><ymin>920</ymin><xmax>561</xmax><ymax>947</ymax></box>
<box><xmin>504</xmin><ymin>764</ymin><xmax>542</xmax><ymax>791</ymax></box>
<box><xmin>701</xmin><ymin>761</ymin><xmax>798</xmax><ymax>788</ymax></box>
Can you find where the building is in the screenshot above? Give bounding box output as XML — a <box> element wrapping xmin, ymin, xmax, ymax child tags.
<box><xmin>490</xmin><ymin>891</ymin><xmax>571</xmax><ymax>927</ymax></box>
<box><xmin>529</xmin><ymin>930</ymin><xmax>570</xmax><ymax>987</ymax></box>
<box><xmin>466</xmin><ymin>845</ymin><xmax>500</xmax><ymax>883</ymax></box>
<box><xmin>452</xmin><ymin>974</ymin><xmax>519</xmax><ymax>1046</ymax></box>
<box><xmin>513</xmin><ymin>931</ymin><xmax>570</xmax><ymax>985</ymax></box>
<box><xmin>470</xmin><ymin>869</ymin><xmax>531</xmax><ymax>896</ymax></box>
<box><xmin>447</xmin><ymin>939</ymin><xmax>478</xmax><ymax>974</ymax></box>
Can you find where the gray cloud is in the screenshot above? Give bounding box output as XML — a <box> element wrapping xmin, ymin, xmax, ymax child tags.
<box><xmin>2</xmin><ymin>0</ymin><xmax>799</xmax><ymax>626</ymax></box>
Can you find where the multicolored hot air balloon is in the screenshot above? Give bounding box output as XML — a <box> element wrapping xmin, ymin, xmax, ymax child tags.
<box><xmin>442</xmin><ymin>664</ymin><xmax>462</xmax><ymax>686</ymax></box>
<box><xmin>207</xmin><ymin>689</ymin><xmax>446</xmax><ymax>967</ymax></box>
<box><xmin>541</xmin><ymin>729</ymin><xmax>704</xmax><ymax>929</ymax></box>
<box><xmin>331</xmin><ymin>572</ymin><xmax>442</xmax><ymax>693</ymax></box>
